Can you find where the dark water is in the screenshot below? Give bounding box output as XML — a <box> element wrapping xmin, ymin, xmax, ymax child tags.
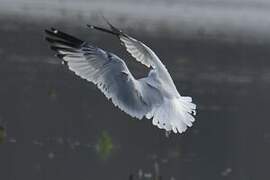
<box><xmin>0</xmin><ymin>18</ymin><xmax>270</xmax><ymax>180</ymax></box>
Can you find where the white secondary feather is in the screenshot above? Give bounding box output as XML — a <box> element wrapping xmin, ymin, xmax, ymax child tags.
<box><xmin>120</xmin><ymin>36</ymin><xmax>157</xmax><ymax>68</ymax></box>
<box><xmin>45</xmin><ymin>24</ymin><xmax>196</xmax><ymax>134</ymax></box>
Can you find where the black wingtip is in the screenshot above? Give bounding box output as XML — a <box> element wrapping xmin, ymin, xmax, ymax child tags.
<box><xmin>86</xmin><ymin>24</ymin><xmax>95</xmax><ymax>29</ymax></box>
<box><xmin>45</xmin><ymin>37</ymin><xmax>53</xmax><ymax>43</ymax></box>
<box><xmin>44</xmin><ymin>29</ymin><xmax>53</xmax><ymax>36</ymax></box>
<box><xmin>87</xmin><ymin>24</ymin><xmax>119</xmax><ymax>36</ymax></box>
<box><xmin>55</xmin><ymin>54</ymin><xmax>66</xmax><ymax>59</ymax></box>
<box><xmin>50</xmin><ymin>27</ymin><xmax>58</xmax><ymax>33</ymax></box>
<box><xmin>50</xmin><ymin>46</ymin><xmax>58</xmax><ymax>52</ymax></box>
<box><xmin>103</xmin><ymin>18</ymin><xmax>118</xmax><ymax>32</ymax></box>
<box><xmin>44</xmin><ymin>28</ymin><xmax>59</xmax><ymax>36</ymax></box>
<box><xmin>102</xmin><ymin>17</ymin><xmax>129</xmax><ymax>37</ymax></box>
<box><xmin>45</xmin><ymin>27</ymin><xmax>84</xmax><ymax>43</ymax></box>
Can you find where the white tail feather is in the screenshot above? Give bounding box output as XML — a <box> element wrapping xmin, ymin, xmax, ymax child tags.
<box><xmin>147</xmin><ymin>97</ymin><xmax>196</xmax><ymax>134</ymax></box>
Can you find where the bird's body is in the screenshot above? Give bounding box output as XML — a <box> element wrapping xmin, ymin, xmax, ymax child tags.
<box><xmin>45</xmin><ymin>22</ymin><xmax>196</xmax><ymax>134</ymax></box>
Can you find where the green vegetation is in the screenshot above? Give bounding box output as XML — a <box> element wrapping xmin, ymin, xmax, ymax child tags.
<box><xmin>0</xmin><ymin>126</ymin><xmax>6</xmax><ymax>144</ymax></box>
<box><xmin>95</xmin><ymin>131</ymin><xmax>114</xmax><ymax>160</ymax></box>
<box><xmin>48</xmin><ymin>88</ymin><xmax>57</xmax><ymax>100</ymax></box>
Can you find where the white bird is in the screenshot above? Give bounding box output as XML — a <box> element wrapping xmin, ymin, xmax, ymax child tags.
<box><xmin>45</xmin><ymin>22</ymin><xmax>196</xmax><ymax>134</ymax></box>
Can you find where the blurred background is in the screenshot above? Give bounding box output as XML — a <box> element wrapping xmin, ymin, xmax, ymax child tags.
<box><xmin>0</xmin><ymin>0</ymin><xmax>270</xmax><ymax>180</ymax></box>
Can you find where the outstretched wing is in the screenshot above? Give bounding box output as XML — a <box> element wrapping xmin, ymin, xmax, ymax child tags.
<box><xmin>45</xmin><ymin>28</ymin><xmax>151</xmax><ymax>119</ymax></box>
<box><xmin>88</xmin><ymin>23</ymin><xmax>161</xmax><ymax>69</ymax></box>
<box><xmin>120</xmin><ymin>35</ymin><xmax>159</xmax><ymax>68</ymax></box>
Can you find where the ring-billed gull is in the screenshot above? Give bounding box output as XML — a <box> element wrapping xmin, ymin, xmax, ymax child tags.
<box><xmin>45</xmin><ymin>22</ymin><xmax>196</xmax><ymax>134</ymax></box>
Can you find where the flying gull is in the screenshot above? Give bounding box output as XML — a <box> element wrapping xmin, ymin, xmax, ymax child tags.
<box><xmin>45</xmin><ymin>22</ymin><xmax>196</xmax><ymax>134</ymax></box>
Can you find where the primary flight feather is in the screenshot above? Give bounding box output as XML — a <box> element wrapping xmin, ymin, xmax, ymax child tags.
<box><xmin>45</xmin><ymin>22</ymin><xmax>196</xmax><ymax>134</ymax></box>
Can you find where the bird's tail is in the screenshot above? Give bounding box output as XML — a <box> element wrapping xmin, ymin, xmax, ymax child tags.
<box><xmin>146</xmin><ymin>97</ymin><xmax>196</xmax><ymax>134</ymax></box>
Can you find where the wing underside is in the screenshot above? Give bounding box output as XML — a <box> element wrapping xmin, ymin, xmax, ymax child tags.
<box><xmin>45</xmin><ymin>28</ymin><xmax>151</xmax><ymax>119</ymax></box>
<box><xmin>88</xmin><ymin>23</ymin><xmax>160</xmax><ymax>68</ymax></box>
